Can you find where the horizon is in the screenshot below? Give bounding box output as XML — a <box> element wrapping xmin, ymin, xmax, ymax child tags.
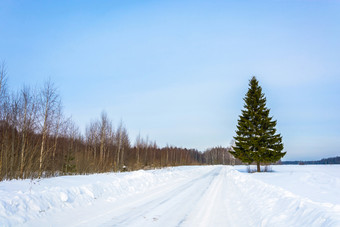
<box><xmin>1</xmin><ymin>0</ymin><xmax>340</xmax><ymax>161</ymax></box>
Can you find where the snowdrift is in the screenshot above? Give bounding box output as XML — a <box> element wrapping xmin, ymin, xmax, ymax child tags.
<box><xmin>228</xmin><ymin>166</ymin><xmax>340</xmax><ymax>226</ymax></box>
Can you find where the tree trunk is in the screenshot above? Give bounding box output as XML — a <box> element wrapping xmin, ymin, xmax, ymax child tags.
<box><xmin>159</xmin><ymin>149</ymin><xmax>162</xmax><ymax>167</ymax></box>
<box><xmin>166</xmin><ymin>148</ymin><xmax>168</xmax><ymax>166</ymax></box>
<box><xmin>144</xmin><ymin>148</ymin><xmax>148</xmax><ymax>167</ymax></box>
<box><xmin>52</xmin><ymin>111</ymin><xmax>60</xmax><ymax>174</ymax></box>
<box><xmin>93</xmin><ymin>145</ymin><xmax>97</xmax><ymax>170</ymax></box>
<box><xmin>38</xmin><ymin>100</ymin><xmax>49</xmax><ymax>179</ymax></box>
<box><xmin>52</xmin><ymin>133</ymin><xmax>58</xmax><ymax>174</ymax></box>
<box><xmin>20</xmin><ymin>100</ymin><xmax>27</xmax><ymax>178</ymax></box>
<box><xmin>116</xmin><ymin>143</ymin><xmax>121</xmax><ymax>172</ymax></box>
<box><xmin>257</xmin><ymin>162</ymin><xmax>261</xmax><ymax>172</ymax></box>
<box><xmin>20</xmin><ymin>134</ymin><xmax>26</xmax><ymax>178</ymax></box>
<box><xmin>10</xmin><ymin>123</ymin><xmax>15</xmax><ymax>178</ymax></box>
<box><xmin>120</xmin><ymin>146</ymin><xmax>124</xmax><ymax>168</ymax></box>
<box><xmin>38</xmin><ymin>132</ymin><xmax>46</xmax><ymax>178</ymax></box>
<box><xmin>136</xmin><ymin>146</ymin><xmax>139</xmax><ymax>166</ymax></box>
<box><xmin>100</xmin><ymin>127</ymin><xmax>105</xmax><ymax>168</ymax></box>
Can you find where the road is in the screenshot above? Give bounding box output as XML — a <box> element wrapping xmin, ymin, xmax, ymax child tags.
<box><xmin>25</xmin><ymin>166</ymin><xmax>254</xmax><ymax>226</ymax></box>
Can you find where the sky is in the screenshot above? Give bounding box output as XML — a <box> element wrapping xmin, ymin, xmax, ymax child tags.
<box><xmin>0</xmin><ymin>0</ymin><xmax>340</xmax><ymax>161</ymax></box>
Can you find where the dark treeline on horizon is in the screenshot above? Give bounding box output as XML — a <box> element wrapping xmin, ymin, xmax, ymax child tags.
<box><xmin>0</xmin><ymin>64</ymin><xmax>242</xmax><ymax>180</ymax></box>
<box><xmin>280</xmin><ymin>156</ymin><xmax>340</xmax><ymax>165</ymax></box>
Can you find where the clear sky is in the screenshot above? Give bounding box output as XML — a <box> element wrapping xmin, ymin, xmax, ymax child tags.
<box><xmin>1</xmin><ymin>0</ymin><xmax>340</xmax><ymax>161</ymax></box>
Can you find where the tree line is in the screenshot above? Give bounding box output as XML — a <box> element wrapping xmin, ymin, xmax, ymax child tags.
<box><xmin>280</xmin><ymin>156</ymin><xmax>340</xmax><ymax>165</ymax></box>
<box><xmin>0</xmin><ymin>63</ymin><xmax>240</xmax><ymax>180</ymax></box>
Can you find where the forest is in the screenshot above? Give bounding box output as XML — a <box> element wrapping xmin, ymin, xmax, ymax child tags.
<box><xmin>0</xmin><ymin>63</ymin><xmax>242</xmax><ymax>180</ymax></box>
<box><xmin>281</xmin><ymin>156</ymin><xmax>340</xmax><ymax>165</ymax></box>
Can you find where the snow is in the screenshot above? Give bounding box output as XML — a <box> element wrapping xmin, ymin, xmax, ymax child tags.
<box><xmin>0</xmin><ymin>165</ymin><xmax>340</xmax><ymax>226</ymax></box>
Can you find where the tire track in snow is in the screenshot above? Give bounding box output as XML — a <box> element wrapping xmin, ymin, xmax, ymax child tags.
<box><xmin>71</xmin><ymin>166</ymin><xmax>222</xmax><ymax>227</ymax></box>
<box><xmin>180</xmin><ymin>166</ymin><xmax>226</xmax><ymax>226</ymax></box>
<box><xmin>104</xmin><ymin>166</ymin><xmax>222</xmax><ymax>227</ymax></box>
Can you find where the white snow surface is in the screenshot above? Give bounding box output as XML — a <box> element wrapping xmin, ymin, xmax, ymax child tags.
<box><xmin>1</xmin><ymin>165</ymin><xmax>340</xmax><ymax>227</ymax></box>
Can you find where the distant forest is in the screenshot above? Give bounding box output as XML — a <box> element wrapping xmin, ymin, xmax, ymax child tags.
<box><xmin>0</xmin><ymin>64</ymin><xmax>243</xmax><ymax>180</ymax></box>
<box><xmin>281</xmin><ymin>156</ymin><xmax>340</xmax><ymax>165</ymax></box>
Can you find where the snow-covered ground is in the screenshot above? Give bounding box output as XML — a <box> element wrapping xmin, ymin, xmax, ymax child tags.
<box><xmin>0</xmin><ymin>165</ymin><xmax>340</xmax><ymax>226</ymax></box>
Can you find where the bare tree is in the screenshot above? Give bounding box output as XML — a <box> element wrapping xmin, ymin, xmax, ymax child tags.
<box><xmin>51</xmin><ymin>101</ymin><xmax>62</xmax><ymax>174</ymax></box>
<box><xmin>0</xmin><ymin>62</ymin><xmax>7</xmax><ymax>178</ymax></box>
<box><xmin>135</xmin><ymin>133</ymin><xmax>141</xmax><ymax>168</ymax></box>
<box><xmin>115</xmin><ymin>121</ymin><xmax>123</xmax><ymax>171</ymax></box>
<box><xmin>120</xmin><ymin>124</ymin><xmax>130</xmax><ymax>169</ymax></box>
<box><xmin>38</xmin><ymin>80</ymin><xmax>60</xmax><ymax>178</ymax></box>
<box><xmin>166</xmin><ymin>144</ymin><xmax>169</xmax><ymax>166</ymax></box>
<box><xmin>99</xmin><ymin>112</ymin><xmax>108</xmax><ymax>168</ymax></box>
<box><xmin>86</xmin><ymin>120</ymin><xmax>99</xmax><ymax>167</ymax></box>
<box><xmin>18</xmin><ymin>86</ymin><xmax>38</xmax><ymax>178</ymax></box>
<box><xmin>9</xmin><ymin>92</ymin><xmax>20</xmax><ymax>178</ymax></box>
<box><xmin>0</xmin><ymin>62</ymin><xmax>8</xmax><ymax>120</ymax></box>
<box><xmin>98</xmin><ymin>111</ymin><xmax>114</xmax><ymax>172</ymax></box>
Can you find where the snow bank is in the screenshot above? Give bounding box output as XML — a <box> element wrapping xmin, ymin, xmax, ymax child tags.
<box><xmin>0</xmin><ymin>166</ymin><xmax>214</xmax><ymax>226</ymax></box>
<box><xmin>250</xmin><ymin>165</ymin><xmax>340</xmax><ymax>204</ymax></box>
<box><xmin>230</xmin><ymin>165</ymin><xmax>340</xmax><ymax>226</ymax></box>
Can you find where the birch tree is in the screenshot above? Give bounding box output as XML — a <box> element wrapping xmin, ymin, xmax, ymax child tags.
<box><xmin>18</xmin><ymin>86</ymin><xmax>38</xmax><ymax>178</ymax></box>
<box><xmin>0</xmin><ymin>62</ymin><xmax>8</xmax><ymax>121</ymax></box>
<box><xmin>38</xmin><ymin>80</ymin><xmax>60</xmax><ymax>178</ymax></box>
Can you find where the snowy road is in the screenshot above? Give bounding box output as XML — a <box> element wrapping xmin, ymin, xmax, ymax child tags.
<box><xmin>2</xmin><ymin>165</ymin><xmax>340</xmax><ymax>226</ymax></box>
<box><xmin>78</xmin><ymin>166</ymin><xmax>241</xmax><ymax>227</ymax></box>
<box><xmin>26</xmin><ymin>166</ymin><xmax>232</xmax><ymax>227</ymax></box>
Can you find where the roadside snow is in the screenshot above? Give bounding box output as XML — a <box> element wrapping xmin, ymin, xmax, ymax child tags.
<box><xmin>239</xmin><ymin>165</ymin><xmax>340</xmax><ymax>204</ymax></box>
<box><xmin>0</xmin><ymin>166</ymin><xmax>214</xmax><ymax>226</ymax></box>
<box><xmin>231</xmin><ymin>165</ymin><xmax>340</xmax><ymax>226</ymax></box>
<box><xmin>0</xmin><ymin>165</ymin><xmax>339</xmax><ymax>226</ymax></box>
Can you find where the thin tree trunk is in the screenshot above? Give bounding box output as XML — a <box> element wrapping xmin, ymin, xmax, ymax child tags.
<box><xmin>144</xmin><ymin>148</ymin><xmax>148</xmax><ymax>167</ymax></box>
<box><xmin>166</xmin><ymin>148</ymin><xmax>168</xmax><ymax>166</ymax></box>
<box><xmin>159</xmin><ymin>149</ymin><xmax>162</xmax><ymax>167</ymax></box>
<box><xmin>10</xmin><ymin>124</ymin><xmax>15</xmax><ymax>177</ymax></box>
<box><xmin>52</xmin><ymin>133</ymin><xmax>58</xmax><ymax>174</ymax></box>
<box><xmin>121</xmin><ymin>146</ymin><xmax>124</xmax><ymax>168</ymax></box>
<box><xmin>38</xmin><ymin>132</ymin><xmax>46</xmax><ymax>178</ymax></box>
<box><xmin>0</xmin><ymin>142</ymin><xmax>3</xmax><ymax>178</ymax></box>
<box><xmin>5</xmin><ymin>131</ymin><xmax>10</xmax><ymax>178</ymax></box>
<box><xmin>92</xmin><ymin>144</ymin><xmax>95</xmax><ymax>160</ymax></box>
<box><xmin>136</xmin><ymin>146</ymin><xmax>139</xmax><ymax>166</ymax></box>
<box><xmin>100</xmin><ymin>128</ymin><xmax>105</xmax><ymax>168</ymax></box>
<box><xmin>116</xmin><ymin>132</ymin><xmax>121</xmax><ymax>171</ymax></box>
<box><xmin>257</xmin><ymin>162</ymin><xmax>261</xmax><ymax>172</ymax></box>
<box><xmin>38</xmin><ymin>101</ymin><xmax>49</xmax><ymax>178</ymax></box>
<box><xmin>20</xmin><ymin>135</ymin><xmax>26</xmax><ymax>178</ymax></box>
<box><xmin>20</xmin><ymin>100</ymin><xmax>28</xmax><ymax>178</ymax></box>
<box><xmin>52</xmin><ymin>113</ymin><xmax>60</xmax><ymax>174</ymax></box>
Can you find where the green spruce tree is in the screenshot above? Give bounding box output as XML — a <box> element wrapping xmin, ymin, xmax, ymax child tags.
<box><xmin>230</xmin><ymin>76</ymin><xmax>285</xmax><ymax>172</ymax></box>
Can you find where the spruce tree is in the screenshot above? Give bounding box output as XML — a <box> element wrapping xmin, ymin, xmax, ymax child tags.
<box><xmin>230</xmin><ymin>76</ymin><xmax>285</xmax><ymax>172</ymax></box>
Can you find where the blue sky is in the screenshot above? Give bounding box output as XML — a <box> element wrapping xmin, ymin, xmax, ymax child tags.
<box><xmin>1</xmin><ymin>0</ymin><xmax>340</xmax><ymax>160</ymax></box>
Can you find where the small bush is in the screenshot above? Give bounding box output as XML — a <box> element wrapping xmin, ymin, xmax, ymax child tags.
<box><xmin>247</xmin><ymin>165</ymin><xmax>273</xmax><ymax>173</ymax></box>
<box><xmin>264</xmin><ymin>165</ymin><xmax>272</xmax><ymax>172</ymax></box>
